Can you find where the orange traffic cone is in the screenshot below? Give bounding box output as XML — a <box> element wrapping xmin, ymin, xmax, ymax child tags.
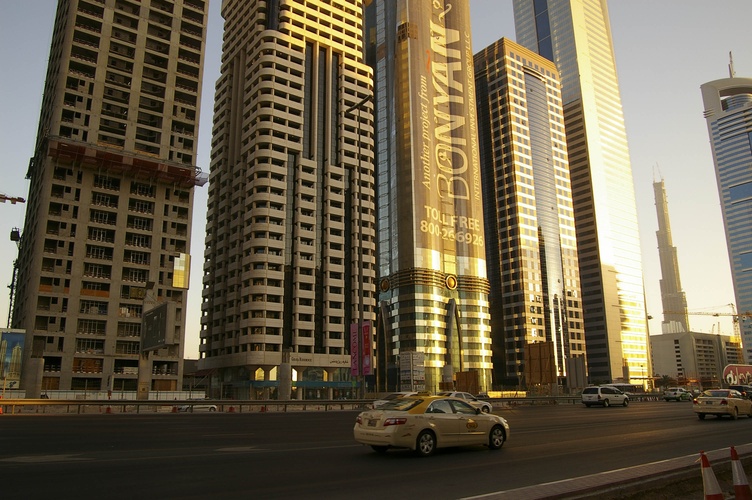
<box><xmin>228</xmin><ymin>406</ymin><xmax>235</xmax><ymax>413</ymax></box>
<box><xmin>0</xmin><ymin>405</ymin><xmax>3</xmax><ymax>415</ymax></box>
<box><xmin>171</xmin><ymin>405</ymin><xmax>177</xmax><ymax>413</ymax></box>
<box><xmin>731</xmin><ymin>446</ymin><xmax>752</xmax><ymax>500</ymax></box>
<box><xmin>700</xmin><ymin>452</ymin><xmax>724</xmax><ymax>500</ymax></box>
<box><xmin>105</xmin><ymin>406</ymin><xmax>112</xmax><ymax>414</ymax></box>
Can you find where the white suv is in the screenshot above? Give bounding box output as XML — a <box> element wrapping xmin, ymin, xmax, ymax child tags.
<box><xmin>581</xmin><ymin>386</ymin><xmax>629</xmax><ymax>407</ymax></box>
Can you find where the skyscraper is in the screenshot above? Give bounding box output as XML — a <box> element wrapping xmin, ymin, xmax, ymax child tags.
<box><xmin>513</xmin><ymin>0</ymin><xmax>649</xmax><ymax>384</ymax></box>
<box><xmin>701</xmin><ymin>75</ymin><xmax>752</xmax><ymax>363</ymax></box>
<box><xmin>199</xmin><ymin>0</ymin><xmax>375</xmax><ymax>399</ymax></box>
<box><xmin>366</xmin><ymin>1</ymin><xmax>493</xmax><ymax>392</ymax></box>
<box><xmin>474</xmin><ymin>37</ymin><xmax>586</xmax><ymax>388</ymax></box>
<box><xmin>13</xmin><ymin>0</ymin><xmax>208</xmax><ymax>396</ymax></box>
<box><xmin>653</xmin><ymin>178</ymin><xmax>689</xmax><ymax>334</ymax></box>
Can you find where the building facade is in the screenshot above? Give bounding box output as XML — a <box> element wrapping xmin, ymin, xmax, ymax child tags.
<box><xmin>701</xmin><ymin>77</ymin><xmax>752</xmax><ymax>363</ymax></box>
<box><xmin>365</xmin><ymin>1</ymin><xmax>493</xmax><ymax>393</ymax></box>
<box><xmin>199</xmin><ymin>0</ymin><xmax>375</xmax><ymax>399</ymax></box>
<box><xmin>13</xmin><ymin>0</ymin><xmax>208</xmax><ymax>397</ymax></box>
<box><xmin>513</xmin><ymin>0</ymin><xmax>650</xmax><ymax>384</ymax></box>
<box><xmin>474</xmin><ymin>38</ymin><xmax>586</xmax><ymax>388</ymax></box>
<box><xmin>653</xmin><ymin>179</ymin><xmax>690</xmax><ymax>334</ymax></box>
<box><xmin>651</xmin><ymin>331</ymin><xmax>743</xmax><ymax>389</ymax></box>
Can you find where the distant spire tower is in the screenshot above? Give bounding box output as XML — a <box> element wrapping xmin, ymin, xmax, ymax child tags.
<box><xmin>653</xmin><ymin>178</ymin><xmax>690</xmax><ymax>333</ymax></box>
<box><xmin>729</xmin><ymin>51</ymin><xmax>736</xmax><ymax>78</ymax></box>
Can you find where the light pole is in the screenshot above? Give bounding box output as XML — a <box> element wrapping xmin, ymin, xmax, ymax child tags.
<box><xmin>344</xmin><ymin>93</ymin><xmax>372</xmax><ymax>398</ymax></box>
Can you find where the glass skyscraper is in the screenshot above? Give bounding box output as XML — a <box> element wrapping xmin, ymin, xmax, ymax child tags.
<box><xmin>365</xmin><ymin>1</ymin><xmax>493</xmax><ymax>393</ymax></box>
<box><xmin>701</xmin><ymin>76</ymin><xmax>752</xmax><ymax>363</ymax></box>
<box><xmin>474</xmin><ymin>37</ymin><xmax>586</xmax><ymax>388</ymax></box>
<box><xmin>513</xmin><ymin>0</ymin><xmax>649</xmax><ymax>384</ymax></box>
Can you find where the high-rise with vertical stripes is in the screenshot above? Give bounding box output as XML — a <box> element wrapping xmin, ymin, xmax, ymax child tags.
<box><xmin>199</xmin><ymin>0</ymin><xmax>375</xmax><ymax>398</ymax></box>
<box><xmin>513</xmin><ymin>0</ymin><xmax>650</xmax><ymax>384</ymax></box>
<box><xmin>701</xmin><ymin>75</ymin><xmax>752</xmax><ymax>363</ymax></box>
<box><xmin>13</xmin><ymin>0</ymin><xmax>208</xmax><ymax>396</ymax></box>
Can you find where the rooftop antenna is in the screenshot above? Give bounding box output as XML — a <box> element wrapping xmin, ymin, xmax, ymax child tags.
<box><xmin>729</xmin><ymin>51</ymin><xmax>736</xmax><ymax>78</ymax></box>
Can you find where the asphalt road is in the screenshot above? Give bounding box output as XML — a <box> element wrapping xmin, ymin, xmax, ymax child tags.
<box><xmin>0</xmin><ymin>400</ymin><xmax>746</xmax><ymax>499</ymax></box>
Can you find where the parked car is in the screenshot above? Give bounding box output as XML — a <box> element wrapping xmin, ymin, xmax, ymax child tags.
<box><xmin>581</xmin><ymin>386</ymin><xmax>629</xmax><ymax>407</ymax></box>
<box><xmin>178</xmin><ymin>399</ymin><xmax>218</xmax><ymax>412</ymax></box>
<box><xmin>728</xmin><ymin>385</ymin><xmax>752</xmax><ymax>400</ymax></box>
<box><xmin>437</xmin><ymin>391</ymin><xmax>493</xmax><ymax>413</ymax></box>
<box><xmin>663</xmin><ymin>387</ymin><xmax>693</xmax><ymax>402</ymax></box>
<box><xmin>371</xmin><ymin>391</ymin><xmax>418</xmax><ymax>409</ymax></box>
<box><xmin>353</xmin><ymin>394</ymin><xmax>509</xmax><ymax>456</ymax></box>
<box><xmin>694</xmin><ymin>389</ymin><xmax>752</xmax><ymax>420</ymax></box>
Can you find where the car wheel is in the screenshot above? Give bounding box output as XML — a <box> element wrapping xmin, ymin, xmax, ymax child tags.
<box><xmin>732</xmin><ymin>408</ymin><xmax>739</xmax><ymax>420</ymax></box>
<box><xmin>371</xmin><ymin>445</ymin><xmax>389</xmax><ymax>454</ymax></box>
<box><xmin>488</xmin><ymin>425</ymin><xmax>505</xmax><ymax>450</ymax></box>
<box><xmin>623</xmin><ymin>398</ymin><xmax>629</xmax><ymax>407</ymax></box>
<box><xmin>209</xmin><ymin>407</ymin><xmax>217</xmax><ymax>412</ymax></box>
<box><xmin>415</xmin><ymin>430</ymin><xmax>436</xmax><ymax>457</ymax></box>
<box><xmin>603</xmin><ymin>399</ymin><xmax>610</xmax><ymax>407</ymax></box>
<box><xmin>481</xmin><ymin>405</ymin><xmax>490</xmax><ymax>413</ymax></box>
<box><xmin>698</xmin><ymin>413</ymin><xmax>706</xmax><ymax>420</ymax></box>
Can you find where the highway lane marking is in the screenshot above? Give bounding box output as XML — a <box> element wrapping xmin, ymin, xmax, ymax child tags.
<box><xmin>0</xmin><ymin>455</ymin><xmax>87</xmax><ymax>463</ymax></box>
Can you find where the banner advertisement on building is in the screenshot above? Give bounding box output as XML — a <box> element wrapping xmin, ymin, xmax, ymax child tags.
<box><xmin>350</xmin><ymin>323</ymin><xmax>360</xmax><ymax>376</ymax></box>
<box><xmin>399</xmin><ymin>0</ymin><xmax>485</xmax><ymax>275</ymax></box>
<box><xmin>0</xmin><ymin>329</ymin><xmax>25</xmax><ymax>393</ymax></box>
<box><xmin>362</xmin><ymin>320</ymin><xmax>372</xmax><ymax>376</ymax></box>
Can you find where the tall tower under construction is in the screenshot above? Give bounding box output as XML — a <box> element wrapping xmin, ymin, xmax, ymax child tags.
<box><xmin>13</xmin><ymin>0</ymin><xmax>208</xmax><ymax>396</ymax></box>
<box><xmin>653</xmin><ymin>178</ymin><xmax>689</xmax><ymax>333</ymax></box>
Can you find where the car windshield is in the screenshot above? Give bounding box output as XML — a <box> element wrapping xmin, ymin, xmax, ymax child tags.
<box><xmin>383</xmin><ymin>393</ymin><xmax>408</xmax><ymax>400</ymax></box>
<box><xmin>703</xmin><ymin>390</ymin><xmax>730</xmax><ymax>398</ymax></box>
<box><xmin>378</xmin><ymin>398</ymin><xmax>423</xmax><ymax>411</ymax></box>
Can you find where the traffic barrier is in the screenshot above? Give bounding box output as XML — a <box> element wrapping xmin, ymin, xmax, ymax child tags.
<box><xmin>700</xmin><ymin>451</ymin><xmax>724</xmax><ymax>500</ymax></box>
<box><xmin>731</xmin><ymin>446</ymin><xmax>752</xmax><ymax>500</ymax></box>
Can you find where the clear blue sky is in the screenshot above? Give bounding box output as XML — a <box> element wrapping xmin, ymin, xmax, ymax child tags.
<box><xmin>1</xmin><ymin>1</ymin><xmax>750</xmax><ymax>358</ymax></box>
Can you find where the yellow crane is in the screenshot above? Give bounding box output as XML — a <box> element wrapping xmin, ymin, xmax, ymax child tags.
<box><xmin>663</xmin><ymin>304</ymin><xmax>752</xmax><ymax>342</ymax></box>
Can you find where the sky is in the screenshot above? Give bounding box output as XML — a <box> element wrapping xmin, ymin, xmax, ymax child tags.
<box><xmin>1</xmin><ymin>1</ymin><xmax>750</xmax><ymax>360</ymax></box>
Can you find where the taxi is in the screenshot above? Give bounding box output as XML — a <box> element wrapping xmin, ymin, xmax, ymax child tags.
<box><xmin>353</xmin><ymin>394</ymin><xmax>510</xmax><ymax>456</ymax></box>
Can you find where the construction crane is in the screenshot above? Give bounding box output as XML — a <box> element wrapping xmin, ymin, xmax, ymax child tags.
<box><xmin>663</xmin><ymin>304</ymin><xmax>752</xmax><ymax>341</ymax></box>
<box><xmin>0</xmin><ymin>194</ymin><xmax>25</xmax><ymax>204</ymax></box>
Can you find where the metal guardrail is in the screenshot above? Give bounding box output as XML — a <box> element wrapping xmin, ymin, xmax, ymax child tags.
<box><xmin>0</xmin><ymin>394</ymin><xmax>666</xmax><ymax>415</ymax></box>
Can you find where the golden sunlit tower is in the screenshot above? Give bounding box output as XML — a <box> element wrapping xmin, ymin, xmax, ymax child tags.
<box><xmin>513</xmin><ymin>0</ymin><xmax>650</xmax><ymax>385</ymax></box>
<box><xmin>199</xmin><ymin>0</ymin><xmax>375</xmax><ymax>399</ymax></box>
<box><xmin>474</xmin><ymin>38</ymin><xmax>587</xmax><ymax>390</ymax></box>
<box><xmin>365</xmin><ymin>1</ymin><xmax>493</xmax><ymax>393</ymax></box>
<box><xmin>13</xmin><ymin>0</ymin><xmax>208</xmax><ymax>396</ymax></box>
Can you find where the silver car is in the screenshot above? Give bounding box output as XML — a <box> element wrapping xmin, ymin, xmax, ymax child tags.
<box><xmin>437</xmin><ymin>391</ymin><xmax>493</xmax><ymax>413</ymax></box>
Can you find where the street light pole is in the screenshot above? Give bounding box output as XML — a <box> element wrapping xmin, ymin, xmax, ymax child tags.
<box><xmin>344</xmin><ymin>93</ymin><xmax>372</xmax><ymax>398</ymax></box>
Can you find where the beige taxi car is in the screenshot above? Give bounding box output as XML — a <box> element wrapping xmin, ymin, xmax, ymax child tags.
<box><xmin>353</xmin><ymin>394</ymin><xmax>509</xmax><ymax>457</ymax></box>
<box><xmin>693</xmin><ymin>389</ymin><xmax>752</xmax><ymax>420</ymax></box>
